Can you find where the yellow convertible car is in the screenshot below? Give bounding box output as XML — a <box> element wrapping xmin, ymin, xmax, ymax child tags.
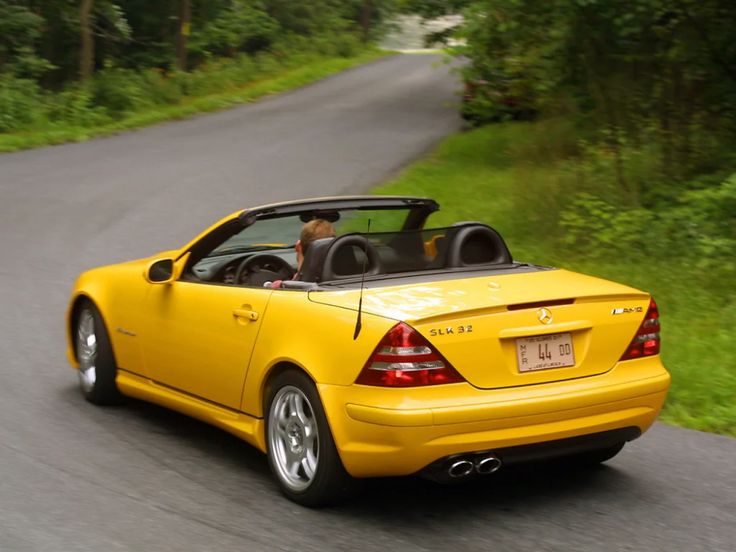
<box><xmin>66</xmin><ymin>196</ymin><xmax>670</xmax><ymax>505</ymax></box>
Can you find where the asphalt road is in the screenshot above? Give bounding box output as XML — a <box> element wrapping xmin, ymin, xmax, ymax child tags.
<box><xmin>0</xmin><ymin>54</ymin><xmax>734</xmax><ymax>552</ymax></box>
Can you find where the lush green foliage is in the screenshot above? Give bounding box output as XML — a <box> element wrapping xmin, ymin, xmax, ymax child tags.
<box><xmin>0</xmin><ymin>49</ymin><xmax>389</xmax><ymax>151</ymax></box>
<box><xmin>0</xmin><ymin>1</ymin><xmax>395</xmax><ymax>82</ymax></box>
<box><xmin>374</xmin><ymin>122</ymin><xmax>736</xmax><ymax>436</ymax></box>
<box><xmin>0</xmin><ymin>0</ymin><xmax>395</xmax><ymax>146</ymax></box>
<box><xmin>398</xmin><ymin>0</ymin><xmax>471</xmax><ymax>18</ymax></box>
<box><xmin>456</xmin><ymin>0</ymin><xmax>736</xmax><ymax>195</ymax></box>
<box><xmin>444</xmin><ymin>2</ymin><xmax>736</xmax><ymax>436</ymax></box>
<box><xmin>458</xmin><ymin>1</ymin><xmax>736</xmax><ymax>137</ymax></box>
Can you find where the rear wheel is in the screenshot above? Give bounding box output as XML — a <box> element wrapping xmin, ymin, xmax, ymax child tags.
<box><xmin>75</xmin><ymin>302</ymin><xmax>122</xmax><ymax>405</ymax></box>
<box><xmin>266</xmin><ymin>370</ymin><xmax>355</xmax><ymax>506</ymax></box>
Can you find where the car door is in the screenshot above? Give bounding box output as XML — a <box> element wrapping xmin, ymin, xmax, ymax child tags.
<box><xmin>142</xmin><ymin>280</ymin><xmax>272</xmax><ymax>410</ymax></box>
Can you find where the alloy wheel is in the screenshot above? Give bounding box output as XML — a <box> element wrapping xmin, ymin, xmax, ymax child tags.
<box><xmin>76</xmin><ymin>309</ymin><xmax>97</xmax><ymax>393</ymax></box>
<box><xmin>268</xmin><ymin>385</ymin><xmax>319</xmax><ymax>492</ymax></box>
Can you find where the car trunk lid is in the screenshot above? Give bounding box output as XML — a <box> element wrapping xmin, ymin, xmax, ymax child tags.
<box><xmin>309</xmin><ymin>269</ymin><xmax>651</xmax><ymax>389</ymax></box>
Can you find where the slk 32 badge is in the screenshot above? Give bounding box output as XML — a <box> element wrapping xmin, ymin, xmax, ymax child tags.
<box><xmin>429</xmin><ymin>325</ymin><xmax>473</xmax><ymax>336</ymax></box>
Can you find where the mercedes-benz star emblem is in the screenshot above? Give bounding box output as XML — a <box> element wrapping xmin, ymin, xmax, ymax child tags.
<box><xmin>537</xmin><ymin>307</ymin><xmax>553</xmax><ymax>325</ymax></box>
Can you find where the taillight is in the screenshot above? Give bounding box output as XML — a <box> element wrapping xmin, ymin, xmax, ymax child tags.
<box><xmin>356</xmin><ymin>322</ymin><xmax>465</xmax><ymax>387</ymax></box>
<box><xmin>620</xmin><ymin>298</ymin><xmax>661</xmax><ymax>360</ymax></box>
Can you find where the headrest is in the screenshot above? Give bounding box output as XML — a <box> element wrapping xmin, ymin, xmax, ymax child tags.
<box><xmin>321</xmin><ymin>234</ymin><xmax>383</xmax><ymax>281</ymax></box>
<box><xmin>445</xmin><ymin>224</ymin><xmax>512</xmax><ymax>267</ymax></box>
<box><xmin>298</xmin><ymin>237</ymin><xmax>335</xmax><ymax>283</ymax></box>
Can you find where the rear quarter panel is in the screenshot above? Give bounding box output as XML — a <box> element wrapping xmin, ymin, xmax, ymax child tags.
<box><xmin>240</xmin><ymin>290</ymin><xmax>396</xmax><ymax>417</ymax></box>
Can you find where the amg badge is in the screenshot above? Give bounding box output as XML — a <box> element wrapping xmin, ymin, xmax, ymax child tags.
<box><xmin>611</xmin><ymin>306</ymin><xmax>643</xmax><ymax>315</ymax></box>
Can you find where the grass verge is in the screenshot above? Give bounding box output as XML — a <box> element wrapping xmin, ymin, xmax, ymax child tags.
<box><xmin>0</xmin><ymin>49</ymin><xmax>390</xmax><ymax>153</ymax></box>
<box><xmin>373</xmin><ymin>122</ymin><xmax>736</xmax><ymax>437</ymax></box>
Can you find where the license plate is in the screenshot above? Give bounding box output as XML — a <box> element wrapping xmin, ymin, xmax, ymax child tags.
<box><xmin>516</xmin><ymin>332</ymin><xmax>575</xmax><ymax>372</ymax></box>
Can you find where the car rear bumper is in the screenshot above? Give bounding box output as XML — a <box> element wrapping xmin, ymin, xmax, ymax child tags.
<box><xmin>318</xmin><ymin>356</ymin><xmax>670</xmax><ymax>478</ymax></box>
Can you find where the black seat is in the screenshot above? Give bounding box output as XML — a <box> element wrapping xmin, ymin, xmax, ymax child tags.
<box><xmin>444</xmin><ymin>224</ymin><xmax>512</xmax><ymax>267</ymax></box>
<box><xmin>298</xmin><ymin>237</ymin><xmax>335</xmax><ymax>283</ymax></box>
<box><xmin>321</xmin><ymin>234</ymin><xmax>383</xmax><ymax>281</ymax></box>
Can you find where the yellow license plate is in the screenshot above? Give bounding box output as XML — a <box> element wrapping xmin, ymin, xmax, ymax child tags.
<box><xmin>516</xmin><ymin>332</ymin><xmax>575</xmax><ymax>372</ymax></box>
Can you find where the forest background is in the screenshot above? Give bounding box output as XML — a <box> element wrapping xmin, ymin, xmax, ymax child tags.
<box><xmin>1</xmin><ymin>0</ymin><xmax>734</xmax><ymax>434</ymax></box>
<box><xmin>390</xmin><ymin>0</ymin><xmax>736</xmax><ymax>435</ymax></box>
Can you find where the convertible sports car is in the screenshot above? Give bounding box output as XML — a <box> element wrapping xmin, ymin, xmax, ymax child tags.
<box><xmin>67</xmin><ymin>196</ymin><xmax>670</xmax><ymax>506</ymax></box>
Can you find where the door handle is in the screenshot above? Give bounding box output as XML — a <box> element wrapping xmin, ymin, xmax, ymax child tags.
<box><xmin>233</xmin><ymin>306</ymin><xmax>259</xmax><ymax>322</ymax></box>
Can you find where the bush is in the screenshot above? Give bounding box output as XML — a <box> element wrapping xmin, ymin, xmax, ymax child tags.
<box><xmin>189</xmin><ymin>1</ymin><xmax>279</xmax><ymax>59</ymax></box>
<box><xmin>47</xmin><ymin>85</ymin><xmax>112</xmax><ymax>127</ymax></box>
<box><xmin>559</xmin><ymin>193</ymin><xmax>659</xmax><ymax>257</ymax></box>
<box><xmin>559</xmin><ymin>174</ymin><xmax>736</xmax><ymax>271</ymax></box>
<box><xmin>175</xmin><ymin>55</ymin><xmax>261</xmax><ymax>97</ymax></box>
<box><xmin>141</xmin><ymin>69</ymin><xmax>184</xmax><ymax>106</ymax></box>
<box><xmin>89</xmin><ymin>66</ymin><xmax>157</xmax><ymax>116</ymax></box>
<box><xmin>0</xmin><ymin>76</ymin><xmax>45</xmax><ymax>131</ymax></box>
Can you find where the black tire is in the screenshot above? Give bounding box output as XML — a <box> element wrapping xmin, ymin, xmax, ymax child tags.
<box><xmin>74</xmin><ymin>301</ymin><xmax>123</xmax><ymax>405</ymax></box>
<box><xmin>265</xmin><ymin>370</ymin><xmax>356</xmax><ymax>506</ymax></box>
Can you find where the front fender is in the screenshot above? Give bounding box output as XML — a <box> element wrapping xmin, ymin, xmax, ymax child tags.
<box><xmin>65</xmin><ymin>258</ymin><xmax>154</xmax><ymax>374</ymax></box>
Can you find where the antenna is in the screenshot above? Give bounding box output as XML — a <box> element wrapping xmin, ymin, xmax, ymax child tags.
<box><xmin>352</xmin><ymin>219</ymin><xmax>371</xmax><ymax>340</ymax></box>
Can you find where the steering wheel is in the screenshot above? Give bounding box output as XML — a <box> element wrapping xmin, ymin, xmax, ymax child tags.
<box><xmin>235</xmin><ymin>254</ymin><xmax>294</xmax><ymax>287</ymax></box>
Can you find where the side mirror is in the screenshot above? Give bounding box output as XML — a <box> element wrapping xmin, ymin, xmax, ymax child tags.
<box><xmin>144</xmin><ymin>252</ymin><xmax>191</xmax><ymax>285</ymax></box>
<box><xmin>145</xmin><ymin>259</ymin><xmax>175</xmax><ymax>284</ymax></box>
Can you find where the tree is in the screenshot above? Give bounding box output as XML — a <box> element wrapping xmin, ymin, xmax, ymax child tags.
<box><xmin>360</xmin><ymin>0</ymin><xmax>373</xmax><ymax>43</ymax></box>
<box><xmin>457</xmin><ymin>0</ymin><xmax>736</xmax><ymax>202</ymax></box>
<box><xmin>0</xmin><ymin>1</ymin><xmax>52</xmax><ymax>78</ymax></box>
<box><xmin>175</xmin><ymin>0</ymin><xmax>191</xmax><ymax>70</ymax></box>
<box><xmin>79</xmin><ymin>0</ymin><xmax>95</xmax><ymax>80</ymax></box>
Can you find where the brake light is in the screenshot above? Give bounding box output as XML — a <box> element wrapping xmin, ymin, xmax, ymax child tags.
<box><xmin>356</xmin><ymin>322</ymin><xmax>464</xmax><ymax>387</ymax></box>
<box><xmin>620</xmin><ymin>298</ymin><xmax>661</xmax><ymax>360</ymax></box>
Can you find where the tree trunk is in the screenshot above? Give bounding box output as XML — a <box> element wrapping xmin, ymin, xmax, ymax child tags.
<box><xmin>360</xmin><ymin>0</ymin><xmax>373</xmax><ymax>44</ymax></box>
<box><xmin>175</xmin><ymin>0</ymin><xmax>192</xmax><ymax>71</ymax></box>
<box><xmin>79</xmin><ymin>0</ymin><xmax>95</xmax><ymax>80</ymax></box>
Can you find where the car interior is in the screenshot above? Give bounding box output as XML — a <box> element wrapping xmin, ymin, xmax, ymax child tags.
<box><xmin>188</xmin><ymin>205</ymin><xmax>516</xmax><ymax>289</ymax></box>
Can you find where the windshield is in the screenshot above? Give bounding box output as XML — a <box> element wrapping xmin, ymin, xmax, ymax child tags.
<box><xmin>210</xmin><ymin>207</ymin><xmax>416</xmax><ymax>256</ymax></box>
<box><xmin>211</xmin><ymin>217</ymin><xmax>303</xmax><ymax>255</ymax></box>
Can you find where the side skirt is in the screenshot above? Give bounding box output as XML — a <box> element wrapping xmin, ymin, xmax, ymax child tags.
<box><xmin>116</xmin><ymin>369</ymin><xmax>266</xmax><ymax>452</ymax></box>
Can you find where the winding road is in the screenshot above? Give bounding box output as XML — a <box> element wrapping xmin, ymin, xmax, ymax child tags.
<box><xmin>1</xmin><ymin>54</ymin><xmax>734</xmax><ymax>552</ymax></box>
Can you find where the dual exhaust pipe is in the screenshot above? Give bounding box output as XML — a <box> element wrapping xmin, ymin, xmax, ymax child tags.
<box><xmin>448</xmin><ymin>454</ymin><xmax>502</xmax><ymax>478</ymax></box>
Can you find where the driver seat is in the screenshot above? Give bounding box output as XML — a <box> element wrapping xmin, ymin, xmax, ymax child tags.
<box><xmin>297</xmin><ymin>238</ymin><xmax>335</xmax><ymax>283</ymax></box>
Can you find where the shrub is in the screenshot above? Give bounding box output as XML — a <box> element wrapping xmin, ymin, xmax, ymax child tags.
<box><xmin>141</xmin><ymin>69</ymin><xmax>184</xmax><ymax>106</ymax></box>
<box><xmin>188</xmin><ymin>1</ymin><xmax>279</xmax><ymax>59</ymax></box>
<box><xmin>559</xmin><ymin>174</ymin><xmax>736</xmax><ymax>270</ymax></box>
<box><xmin>0</xmin><ymin>75</ymin><xmax>45</xmax><ymax>131</ymax></box>
<box><xmin>47</xmin><ymin>85</ymin><xmax>112</xmax><ymax>127</ymax></box>
<box><xmin>89</xmin><ymin>66</ymin><xmax>157</xmax><ymax>116</ymax></box>
<box><xmin>559</xmin><ymin>193</ymin><xmax>659</xmax><ymax>257</ymax></box>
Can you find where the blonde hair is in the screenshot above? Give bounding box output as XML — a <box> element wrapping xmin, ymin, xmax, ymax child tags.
<box><xmin>300</xmin><ymin>219</ymin><xmax>336</xmax><ymax>253</ymax></box>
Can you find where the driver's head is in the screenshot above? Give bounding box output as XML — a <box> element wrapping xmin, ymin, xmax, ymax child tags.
<box><xmin>296</xmin><ymin>219</ymin><xmax>336</xmax><ymax>268</ymax></box>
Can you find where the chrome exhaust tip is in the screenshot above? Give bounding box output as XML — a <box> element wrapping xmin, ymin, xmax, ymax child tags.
<box><xmin>475</xmin><ymin>455</ymin><xmax>502</xmax><ymax>475</ymax></box>
<box><xmin>448</xmin><ymin>459</ymin><xmax>474</xmax><ymax>478</ymax></box>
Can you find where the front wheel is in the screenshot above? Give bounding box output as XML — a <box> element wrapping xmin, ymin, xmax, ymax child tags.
<box><xmin>74</xmin><ymin>302</ymin><xmax>122</xmax><ymax>405</ymax></box>
<box><xmin>266</xmin><ymin>370</ymin><xmax>355</xmax><ymax>506</ymax></box>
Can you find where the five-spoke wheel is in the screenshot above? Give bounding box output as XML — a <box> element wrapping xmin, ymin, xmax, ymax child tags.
<box><xmin>76</xmin><ymin>308</ymin><xmax>98</xmax><ymax>394</ymax></box>
<box><xmin>268</xmin><ymin>386</ymin><xmax>319</xmax><ymax>491</ymax></box>
<box><xmin>74</xmin><ymin>302</ymin><xmax>121</xmax><ymax>404</ymax></box>
<box><xmin>266</xmin><ymin>370</ymin><xmax>355</xmax><ymax>506</ymax></box>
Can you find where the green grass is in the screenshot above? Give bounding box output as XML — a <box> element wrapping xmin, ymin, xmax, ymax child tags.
<box><xmin>373</xmin><ymin>122</ymin><xmax>736</xmax><ymax>436</ymax></box>
<box><xmin>0</xmin><ymin>49</ymin><xmax>390</xmax><ymax>153</ymax></box>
